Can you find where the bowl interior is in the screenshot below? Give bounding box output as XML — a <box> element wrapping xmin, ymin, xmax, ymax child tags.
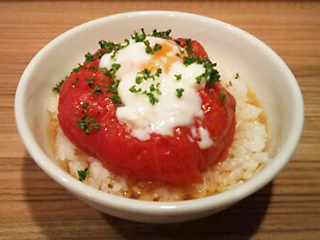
<box><xmin>15</xmin><ymin>11</ymin><xmax>303</xmax><ymax>221</ymax></box>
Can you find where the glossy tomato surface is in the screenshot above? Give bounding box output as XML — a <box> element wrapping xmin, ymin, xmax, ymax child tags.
<box><xmin>58</xmin><ymin>38</ymin><xmax>236</xmax><ymax>185</ymax></box>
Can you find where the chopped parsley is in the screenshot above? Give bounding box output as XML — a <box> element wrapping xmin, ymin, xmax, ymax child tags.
<box><xmin>135</xmin><ymin>68</ymin><xmax>161</xmax><ymax>84</ymax></box>
<box><xmin>129</xmin><ymin>82</ymin><xmax>161</xmax><ymax>104</ymax></box>
<box><xmin>78</xmin><ymin>168</ymin><xmax>89</xmax><ymax>181</ymax></box>
<box><xmin>111</xmin><ymin>63</ymin><xmax>121</xmax><ymax>73</ymax></box>
<box><xmin>72</xmin><ymin>78</ymin><xmax>80</xmax><ymax>87</ymax></box>
<box><xmin>184</xmin><ymin>39</ymin><xmax>192</xmax><ymax>53</ymax></box>
<box><xmin>135</xmin><ymin>76</ymin><xmax>143</xmax><ymax>84</ymax></box>
<box><xmin>85</xmin><ymin>52</ymin><xmax>95</xmax><ymax>63</ymax></box>
<box><xmin>153</xmin><ymin>44</ymin><xmax>162</xmax><ymax>52</ymax></box>
<box><xmin>98</xmin><ymin>40</ymin><xmax>115</xmax><ymax>54</ymax></box>
<box><xmin>52</xmin><ymin>78</ymin><xmax>65</xmax><ymax>93</ymax></box>
<box><xmin>81</xmin><ymin>102</ymin><xmax>89</xmax><ymax>114</ymax></box>
<box><xmin>106</xmin><ymin>79</ymin><xmax>120</xmax><ymax>93</ymax></box>
<box><xmin>109</xmin><ymin>94</ymin><xmax>122</xmax><ymax>105</ymax></box>
<box><xmin>77</xmin><ymin>116</ymin><xmax>100</xmax><ymax>135</ymax></box>
<box><xmin>145</xmin><ymin>92</ymin><xmax>158</xmax><ymax>105</ymax></box>
<box><xmin>149</xmin><ymin>84</ymin><xmax>161</xmax><ymax>95</ymax></box>
<box><xmin>183</xmin><ymin>56</ymin><xmax>220</xmax><ymax>87</ymax></box>
<box><xmin>176</xmin><ymin>88</ymin><xmax>184</xmax><ymax>98</ymax></box>
<box><xmin>132</xmin><ymin>29</ymin><xmax>171</xmax><ymax>42</ymax></box>
<box><xmin>107</xmin><ymin>82</ymin><xmax>121</xmax><ymax>105</ymax></box>
<box><xmin>175</xmin><ymin>74</ymin><xmax>182</xmax><ymax>80</ymax></box>
<box><xmin>85</xmin><ymin>76</ymin><xmax>95</xmax><ymax>88</ymax></box>
<box><xmin>141</xmin><ymin>68</ymin><xmax>152</xmax><ymax>79</ymax></box>
<box><xmin>183</xmin><ymin>56</ymin><xmax>200</xmax><ymax>66</ymax></box>
<box><xmin>103</xmin><ymin>64</ymin><xmax>122</xmax><ymax>105</ymax></box>
<box><xmin>129</xmin><ymin>85</ymin><xmax>142</xmax><ymax>93</ymax></box>
<box><xmin>144</xmin><ymin>40</ymin><xmax>153</xmax><ymax>54</ymax></box>
<box><xmin>155</xmin><ymin>88</ymin><xmax>161</xmax><ymax>95</ymax></box>
<box><xmin>130</xmin><ymin>68</ymin><xmax>163</xmax><ymax>105</ymax></box>
<box><xmin>149</xmin><ymin>84</ymin><xmax>155</xmax><ymax>91</ymax></box>
<box><xmin>82</xmin><ymin>102</ymin><xmax>89</xmax><ymax>109</ymax></box>
<box><xmin>175</xmin><ymin>38</ymin><xmax>192</xmax><ymax>54</ymax></box>
<box><xmin>93</xmin><ymin>85</ymin><xmax>104</xmax><ymax>94</ymax></box>
<box><xmin>151</xmin><ymin>29</ymin><xmax>171</xmax><ymax>39</ymax></box>
<box><xmin>111</xmin><ymin>39</ymin><xmax>130</xmax><ymax>60</ymax></box>
<box><xmin>72</xmin><ymin>64</ymin><xmax>82</xmax><ymax>73</ymax></box>
<box><xmin>131</xmin><ymin>29</ymin><xmax>166</xmax><ymax>54</ymax></box>
<box><xmin>155</xmin><ymin>68</ymin><xmax>162</xmax><ymax>77</ymax></box>
<box><xmin>105</xmin><ymin>63</ymin><xmax>121</xmax><ymax>79</ymax></box>
<box><xmin>220</xmin><ymin>92</ymin><xmax>226</xmax><ymax>102</ymax></box>
<box><xmin>132</xmin><ymin>28</ymin><xmax>147</xmax><ymax>42</ymax></box>
<box><xmin>144</xmin><ymin>41</ymin><xmax>162</xmax><ymax>54</ymax></box>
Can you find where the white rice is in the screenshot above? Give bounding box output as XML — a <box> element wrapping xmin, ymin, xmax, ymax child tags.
<box><xmin>47</xmin><ymin>67</ymin><xmax>269</xmax><ymax>201</ymax></box>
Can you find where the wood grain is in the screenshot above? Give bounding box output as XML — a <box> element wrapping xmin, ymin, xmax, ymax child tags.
<box><xmin>1</xmin><ymin>1</ymin><xmax>320</xmax><ymax>239</ymax></box>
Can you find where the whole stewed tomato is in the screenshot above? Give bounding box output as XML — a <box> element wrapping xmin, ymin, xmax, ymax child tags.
<box><xmin>58</xmin><ymin>37</ymin><xmax>236</xmax><ymax>185</ymax></box>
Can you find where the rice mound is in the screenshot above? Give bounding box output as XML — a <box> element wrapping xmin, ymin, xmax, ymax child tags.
<box><xmin>47</xmin><ymin>67</ymin><xmax>269</xmax><ymax>201</ymax></box>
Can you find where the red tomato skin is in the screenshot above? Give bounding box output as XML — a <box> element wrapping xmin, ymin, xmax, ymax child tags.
<box><xmin>175</xmin><ymin>38</ymin><xmax>209</xmax><ymax>58</ymax></box>
<box><xmin>58</xmin><ymin>40</ymin><xmax>236</xmax><ymax>186</ymax></box>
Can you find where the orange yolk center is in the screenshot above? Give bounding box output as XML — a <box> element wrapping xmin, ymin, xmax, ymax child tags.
<box><xmin>141</xmin><ymin>41</ymin><xmax>183</xmax><ymax>73</ymax></box>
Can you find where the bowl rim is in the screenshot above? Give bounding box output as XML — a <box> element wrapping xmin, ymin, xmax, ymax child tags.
<box><xmin>15</xmin><ymin>10</ymin><xmax>304</xmax><ymax>215</ymax></box>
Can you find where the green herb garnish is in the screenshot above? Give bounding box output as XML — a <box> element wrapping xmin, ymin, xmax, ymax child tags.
<box><xmin>151</xmin><ymin>29</ymin><xmax>171</xmax><ymax>39</ymax></box>
<box><xmin>183</xmin><ymin>56</ymin><xmax>220</xmax><ymax>87</ymax></box>
<box><xmin>183</xmin><ymin>56</ymin><xmax>200</xmax><ymax>66</ymax></box>
<box><xmin>145</xmin><ymin>92</ymin><xmax>158</xmax><ymax>105</ymax></box>
<box><xmin>153</xmin><ymin>44</ymin><xmax>162</xmax><ymax>52</ymax></box>
<box><xmin>144</xmin><ymin>40</ymin><xmax>153</xmax><ymax>54</ymax></box>
<box><xmin>135</xmin><ymin>76</ymin><xmax>143</xmax><ymax>84</ymax></box>
<box><xmin>106</xmin><ymin>79</ymin><xmax>121</xmax><ymax>105</ymax></box>
<box><xmin>176</xmin><ymin>88</ymin><xmax>184</xmax><ymax>98</ymax></box>
<box><xmin>72</xmin><ymin>78</ymin><xmax>80</xmax><ymax>87</ymax></box>
<box><xmin>111</xmin><ymin>39</ymin><xmax>130</xmax><ymax>60</ymax></box>
<box><xmin>98</xmin><ymin>40</ymin><xmax>115</xmax><ymax>54</ymax></box>
<box><xmin>85</xmin><ymin>76</ymin><xmax>95</xmax><ymax>88</ymax></box>
<box><xmin>155</xmin><ymin>68</ymin><xmax>162</xmax><ymax>77</ymax></box>
<box><xmin>109</xmin><ymin>94</ymin><xmax>122</xmax><ymax>105</ymax></box>
<box><xmin>78</xmin><ymin>168</ymin><xmax>89</xmax><ymax>181</ymax></box>
<box><xmin>81</xmin><ymin>102</ymin><xmax>89</xmax><ymax>114</ymax></box>
<box><xmin>107</xmin><ymin>80</ymin><xmax>120</xmax><ymax>93</ymax></box>
<box><xmin>136</xmin><ymin>69</ymin><xmax>151</xmax><ymax>83</ymax></box>
<box><xmin>52</xmin><ymin>78</ymin><xmax>65</xmax><ymax>93</ymax></box>
<box><xmin>72</xmin><ymin>64</ymin><xmax>82</xmax><ymax>73</ymax></box>
<box><xmin>85</xmin><ymin>52</ymin><xmax>95</xmax><ymax>63</ymax></box>
<box><xmin>93</xmin><ymin>85</ymin><xmax>104</xmax><ymax>94</ymax></box>
<box><xmin>175</xmin><ymin>74</ymin><xmax>182</xmax><ymax>80</ymax></box>
<box><xmin>149</xmin><ymin>84</ymin><xmax>155</xmax><ymax>91</ymax></box>
<box><xmin>82</xmin><ymin>102</ymin><xmax>89</xmax><ymax>109</ymax></box>
<box><xmin>184</xmin><ymin>39</ymin><xmax>192</xmax><ymax>53</ymax></box>
<box><xmin>77</xmin><ymin>116</ymin><xmax>100</xmax><ymax>135</ymax></box>
<box><xmin>129</xmin><ymin>85</ymin><xmax>141</xmax><ymax>93</ymax></box>
<box><xmin>132</xmin><ymin>28</ymin><xmax>147</xmax><ymax>42</ymax></box>
<box><xmin>104</xmin><ymin>63</ymin><xmax>121</xmax><ymax>83</ymax></box>
<box><xmin>220</xmin><ymin>92</ymin><xmax>226</xmax><ymax>102</ymax></box>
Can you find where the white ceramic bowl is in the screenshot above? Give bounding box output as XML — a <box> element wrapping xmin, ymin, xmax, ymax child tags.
<box><xmin>15</xmin><ymin>11</ymin><xmax>304</xmax><ymax>223</ymax></box>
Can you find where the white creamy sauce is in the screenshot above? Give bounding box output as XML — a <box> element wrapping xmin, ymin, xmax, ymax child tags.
<box><xmin>99</xmin><ymin>36</ymin><xmax>213</xmax><ymax>148</ymax></box>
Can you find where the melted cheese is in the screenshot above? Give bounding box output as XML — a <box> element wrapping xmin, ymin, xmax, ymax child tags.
<box><xmin>99</xmin><ymin>36</ymin><xmax>213</xmax><ymax>148</ymax></box>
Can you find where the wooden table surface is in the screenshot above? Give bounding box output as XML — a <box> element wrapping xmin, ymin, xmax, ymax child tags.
<box><xmin>1</xmin><ymin>0</ymin><xmax>320</xmax><ymax>239</ymax></box>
